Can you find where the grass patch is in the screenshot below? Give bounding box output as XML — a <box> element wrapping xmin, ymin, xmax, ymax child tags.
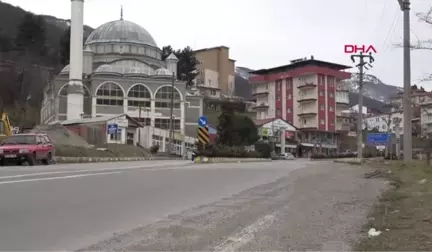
<box><xmin>355</xmin><ymin>160</ymin><xmax>432</xmax><ymax>251</ymax></box>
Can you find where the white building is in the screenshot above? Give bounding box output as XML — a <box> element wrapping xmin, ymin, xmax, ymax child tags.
<box><xmin>363</xmin><ymin>112</ymin><xmax>403</xmax><ymax>133</ymax></box>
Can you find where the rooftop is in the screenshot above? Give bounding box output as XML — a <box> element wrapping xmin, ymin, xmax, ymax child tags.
<box><xmin>250</xmin><ymin>58</ymin><xmax>351</xmax><ymax>75</ymax></box>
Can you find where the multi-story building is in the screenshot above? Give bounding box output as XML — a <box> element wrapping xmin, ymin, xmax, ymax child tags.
<box><xmin>194</xmin><ymin>46</ymin><xmax>236</xmax><ymax>97</ymax></box>
<box><xmin>363</xmin><ymin>112</ymin><xmax>403</xmax><ymax>133</ymax></box>
<box><xmin>249</xmin><ymin>56</ymin><xmax>351</xmax><ymax>154</ymax></box>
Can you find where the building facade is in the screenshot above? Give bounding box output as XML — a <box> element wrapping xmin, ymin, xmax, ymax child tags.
<box><xmin>40</xmin><ymin>16</ymin><xmax>204</xmax><ymax>145</ymax></box>
<box><xmin>249</xmin><ymin>57</ymin><xmax>351</xmax><ymax>154</ymax></box>
<box><xmin>194</xmin><ymin>46</ymin><xmax>236</xmax><ymax>97</ymax></box>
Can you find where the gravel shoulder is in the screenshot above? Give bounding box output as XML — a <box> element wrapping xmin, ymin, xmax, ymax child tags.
<box><xmin>78</xmin><ymin>161</ymin><xmax>386</xmax><ymax>251</ymax></box>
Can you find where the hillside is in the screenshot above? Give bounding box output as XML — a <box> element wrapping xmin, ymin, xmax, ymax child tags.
<box><xmin>0</xmin><ymin>1</ymin><xmax>93</xmax><ymax>52</ymax></box>
<box><xmin>343</xmin><ymin>73</ymin><xmax>402</xmax><ymax>103</ymax></box>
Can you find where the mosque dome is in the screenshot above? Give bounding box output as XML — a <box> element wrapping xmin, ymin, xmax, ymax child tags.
<box><xmin>85</xmin><ymin>19</ymin><xmax>158</xmax><ymax>47</ymax></box>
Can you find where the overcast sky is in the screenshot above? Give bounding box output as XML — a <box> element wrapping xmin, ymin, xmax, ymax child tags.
<box><xmin>4</xmin><ymin>0</ymin><xmax>432</xmax><ymax>88</ymax></box>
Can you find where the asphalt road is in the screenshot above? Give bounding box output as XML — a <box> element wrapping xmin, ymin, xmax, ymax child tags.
<box><xmin>0</xmin><ymin>160</ymin><xmax>314</xmax><ymax>251</ymax></box>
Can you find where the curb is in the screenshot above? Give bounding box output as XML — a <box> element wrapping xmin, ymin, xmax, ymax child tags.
<box><xmin>333</xmin><ymin>158</ymin><xmax>362</xmax><ymax>165</ymax></box>
<box><xmin>194</xmin><ymin>156</ymin><xmax>271</xmax><ymax>164</ymax></box>
<box><xmin>54</xmin><ymin>156</ymin><xmax>182</xmax><ymax>163</ymax></box>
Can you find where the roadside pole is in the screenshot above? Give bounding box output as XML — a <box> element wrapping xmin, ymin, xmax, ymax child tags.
<box><xmin>398</xmin><ymin>0</ymin><xmax>413</xmax><ymax>161</ymax></box>
<box><xmin>350</xmin><ymin>52</ymin><xmax>375</xmax><ymax>160</ymax></box>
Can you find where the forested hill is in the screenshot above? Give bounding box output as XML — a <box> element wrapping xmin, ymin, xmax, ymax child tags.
<box><xmin>0</xmin><ymin>1</ymin><xmax>93</xmax><ymax>53</ymax></box>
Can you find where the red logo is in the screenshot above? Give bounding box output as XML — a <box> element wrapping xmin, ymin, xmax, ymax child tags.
<box><xmin>344</xmin><ymin>45</ymin><xmax>377</xmax><ymax>54</ymax></box>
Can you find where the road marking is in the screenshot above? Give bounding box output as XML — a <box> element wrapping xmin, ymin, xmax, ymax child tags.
<box><xmin>0</xmin><ymin>160</ymin><xmax>184</xmax><ymax>171</ymax></box>
<box><xmin>0</xmin><ymin>162</ymin><xmax>190</xmax><ymax>179</ymax></box>
<box><xmin>213</xmin><ymin>213</ymin><xmax>277</xmax><ymax>252</ymax></box>
<box><xmin>0</xmin><ymin>171</ymin><xmax>123</xmax><ymax>185</ymax></box>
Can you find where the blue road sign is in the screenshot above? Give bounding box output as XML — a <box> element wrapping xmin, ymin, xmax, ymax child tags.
<box><xmin>107</xmin><ymin>124</ymin><xmax>118</xmax><ymax>134</ymax></box>
<box><xmin>367</xmin><ymin>133</ymin><xmax>391</xmax><ymax>145</ymax></box>
<box><xmin>198</xmin><ymin>116</ymin><xmax>208</xmax><ymax>127</ymax></box>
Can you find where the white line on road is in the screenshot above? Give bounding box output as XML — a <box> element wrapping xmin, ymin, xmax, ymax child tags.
<box><xmin>0</xmin><ymin>171</ymin><xmax>123</xmax><ymax>185</ymax></box>
<box><xmin>0</xmin><ymin>162</ymin><xmax>189</xmax><ymax>180</ymax></box>
<box><xmin>213</xmin><ymin>213</ymin><xmax>277</xmax><ymax>252</ymax></box>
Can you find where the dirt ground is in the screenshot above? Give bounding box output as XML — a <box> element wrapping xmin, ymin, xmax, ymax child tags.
<box><xmin>355</xmin><ymin>160</ymin><xmax>432</xmax><ymax>251</ymax></box>
<box><xmin>79</xmin><ymin>161</ymin><xmax>387</xmax><ymax>251</ymax></box>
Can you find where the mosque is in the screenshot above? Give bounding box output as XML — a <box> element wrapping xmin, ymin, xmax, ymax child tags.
<box><xmin>40</xmin><ymin>2</ymin><xmax>202</xmax><ymax>153</ymax></box>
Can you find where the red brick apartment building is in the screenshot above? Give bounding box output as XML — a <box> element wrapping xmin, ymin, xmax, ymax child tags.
<box><xmin>249</xmin><ymin>56</ymin><xmax>352</xmax><ymax>155</ymax></box>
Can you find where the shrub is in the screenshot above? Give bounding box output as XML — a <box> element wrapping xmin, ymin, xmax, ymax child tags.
<box><xmin>254</xmin><ymin>141</ymin><xmax>273</xmax><ymax>158</ymax></box>
<box><xmin>149</xmin><ymin>145</ymin><xmax>159</xmax><ymax>154</ymax></box>
<box><xmin>196</xmin><ymin>144</ymin><xmax>263</xmax><ymax>158</ymax></box>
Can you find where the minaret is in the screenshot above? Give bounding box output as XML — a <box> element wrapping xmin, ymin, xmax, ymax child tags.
<box><xmin>165</xmin><ymin>53</ymin><xmax>179</xmax><ymax>77</ymax></box>
<box><xmin>67</xmin><ymin>0</ymin><xmax>84</xmax><ymax>120</ymax></box>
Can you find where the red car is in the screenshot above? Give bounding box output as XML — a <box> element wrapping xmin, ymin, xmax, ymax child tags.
<box><xmin>0</xmin><ymin>133</ymin><xmax>55</xmax><ymax>166</ymax></box>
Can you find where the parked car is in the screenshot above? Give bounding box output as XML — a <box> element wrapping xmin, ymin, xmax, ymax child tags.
<box><xmin>272</xmin><ymin>152</ymin><xmax>295</xmax><ymax>160</ymax></box>
<box><xmin>0</xmin><ymin>133</ymin><xmax>55</xmax><ymax>166</ymax></box>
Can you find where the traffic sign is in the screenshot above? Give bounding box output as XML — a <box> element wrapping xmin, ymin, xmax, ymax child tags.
<box><xmin>198</xmin><ymin>116</ymin><xmax>208</xmax><ymax>127</ymax></box>
<box><xmin>367</xmin><ymin>133</ymin><xmax>391</xmax><ymax>145</ymax></box>
<box><xmin>197</xmin><ymin>126</ymin><xmax>210</xmax><ymax>144</ymax></box>
<box><xmin>107</xmin><ymin>124</ymin><xmax>118</xmax><ymax>134</ymax></box>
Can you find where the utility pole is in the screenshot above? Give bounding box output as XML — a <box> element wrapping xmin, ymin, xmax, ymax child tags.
<box><xmin>398</xmin><ymin>0</ymin><xmax>412</xmax><ymax>161</ymax></box>
<box><xmin>168</xmin><ymin>72</ymin><xmax>175</xmax><ymax>154</ymax></box>
<box><xmin>138</xmin><ymin>103</ymin><xmax>142</xmax><ymax>145</ymax></box>
<box><xmin>350</xmin><ymin>52</ymin><xmax>375</xmax><ymax>160</ymax></box>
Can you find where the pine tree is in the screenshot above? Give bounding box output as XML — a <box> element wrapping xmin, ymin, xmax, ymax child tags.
<box><xmin>161</xmin><ymin>45</ymin><xmax>174</xmax><ymax>61</ymax></box>
<box><xmin>177</xmin><ymin>46</ymin><xmax>199</xmax><ymax>87</ymax></box>
<box><xmin>59</xmin><ymin>27</ymin><xmax>70</xmax><ymax>66</ymax></box>
<box><xmin>14</xmin><ymin>13</ymin><xmax>46</xmax><ymax>56</ymax></box>
<box><xmin>161</xmin><ymin>45</ymin><xmax>199</xmax><ymax>87</ymax></box>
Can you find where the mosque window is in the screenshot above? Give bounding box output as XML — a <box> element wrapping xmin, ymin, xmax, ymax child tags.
<box><xmin>127</xmin><ymin>84</ymin><xmax>151</xmax><ymax>108</ymax></box>
<box><xmin>96</xmin><ymin>82</ymin><xmax>124</xmax><ymax>106</ymax></box>
<box><xmin>155</xmin><ymin>118</ymin><xmax>181</xmax><ymax>130</ymax></box>
<box><xmin>155</xmin><ymin>86</ymin><xmax>181</xmax><ymax>108</ymax></box>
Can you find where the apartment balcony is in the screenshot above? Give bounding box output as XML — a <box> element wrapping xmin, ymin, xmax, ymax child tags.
<box><xmin>298</xmin><ymin>122</ymin><xmax>318</xmax><ymax>129</ymax></box>
<box><xmin>196</xmin><ymin>82</ymin><xmax>221</xmax><ymax>90</ymax></box>
<box><xmin>336</xmin><ymin>122</ymin><xmax>351</xmax><ymax>132</ymax></box>
<box><xmin>297</xmin><ymin>82</ymin><xmax>317</xmax><ymax>89</ymax></box>
<box><xmin>335</xmin><ymin>95</ymin><xmax>349</xmax><ymax>105</ymax></box>
<box><xmin>253</xmin><ymin>103</ymin><xmax>269</xmax><ymax>110</ymax></box>
<box><xmin>252</xmin><ymin>91</ymin><xmax>269</xmax><ymax>97</ymax></box>
<box><xmin>297</xmin><ymin>111</ymin><xmax>317</xmax><ymax>117</ymax></box>
<box><xmin>297</xmin><ymin>96</ymin><xmax>317</xmax><ymax>103</ymax></box>
<box><xmin>336</xmin><ymin>88</ymin><xmax>349</xmax><ymax>93</ymax></box>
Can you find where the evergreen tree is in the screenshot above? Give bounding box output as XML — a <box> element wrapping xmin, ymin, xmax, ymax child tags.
<box><xmin>161</xmin><ymin>45</ymin><xmax>174</xmax><ymax>61</ymax></box>
<box><xmin>177</xmin><ymin>46</ymin><xmax>199</xmax><ymax>87</ymax></box>
<box><xmin>14</xmin><ymin>13</ymin><xmax>46</xmax><ymax>56</ymax></box>
<box><xmin>217</xmin><ymin>103</ymin><xmax>235</xmax><ymax>146</ymax></box>
<box><xmin>161</xmin><ymin>45</ymin><xmax>199</xmax><ymax>87</ymax></box>
<box><xmin>59</xmin><ymin>27</ymin><xmax>70</xmax><ymax>66</ymax></box>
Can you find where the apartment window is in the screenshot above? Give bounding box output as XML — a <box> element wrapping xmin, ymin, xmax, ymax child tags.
<box><xmin>276</xmin><ymin>109</ymin><xmax>281</xmax><ymax>117</ymax></box>
<box><xmin>287</xmin><ymin>108</ymin><xmax>292</xmax><ymax>113</ymax></box>
<box><xmin>265</xmin><ymin>84</ymin><xmax>268</xmax><ymax>90</ymax></box>
<box><xmin>329</xmin><ymin>92</ymin><xmax>334</xmax><ymax>98</ymax></box>
<box><xmin>329</xmin><ymin>106</ymin><xmax>334</xmax><ymax>112</ymax></box>
<box><xmin>320</xmin><ymin>104</ymin><xmax>325</xmax><ymax>110</ymax></box>
<box><xmin>288</xmin><ymin>94</ymin><xmax>292</xmax><ymax>99</ymax></box>
<box><xmin>320</xmin><ymin>119</ymin><xmax>325</xmax><ymax>125</ymax></box>
<box><xmin>319</xmin><ymin>91</ymin><xmax>324</xmax><ymax>96</ymax></box>
<box><xmin>277</xmin><ymin>95</ymin><xmax>281</xmax><ymax>101</ymax></box>
<box><xmin>286</xmin><ymin>81</ymin><xmax>291</xmax><ymax>89</ymax></box>
<box><xmin>376</xmin><ymin>117</ymin><xmax>379</xmax><ymax>122</ymax></box>
<box><xmin>330</xmin><ymin>119</ymin><xmax>334</xmax><ymax>124</ymax></box>
<box><xmin>208</xmin><ymin>79</ymin><xmax>212</xmax><ymax>86</ymax></box>
<box><xmin>303</xmin><ymin>119</ymin><xmax>307</xmax><ymax>124</ymax></box>
<box><xmin>210</xmin><ymin>90</ymin><xmax>217</xmax><ymax>95</ymax></box>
